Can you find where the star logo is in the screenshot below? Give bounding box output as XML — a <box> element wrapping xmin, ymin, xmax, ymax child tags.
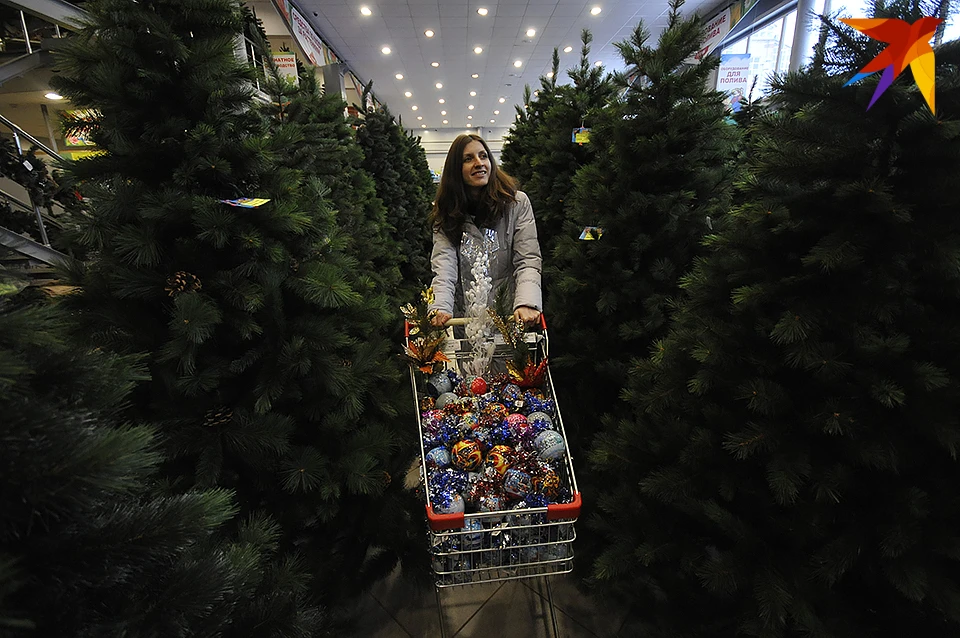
<box><xmin>841</xmin><ymin>17</ymin><xmax>942</xmax><ymax>114</ymax></box>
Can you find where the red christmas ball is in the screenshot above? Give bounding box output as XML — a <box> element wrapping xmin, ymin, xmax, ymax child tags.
<box><xmin>470</xmin><ymin>376</ymin><xmax>488</xmax><ymax>395</ymax></box>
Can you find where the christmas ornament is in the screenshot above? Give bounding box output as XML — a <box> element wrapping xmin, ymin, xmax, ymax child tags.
<box><xmin>480</xmin><ymin>401</ymin><xmax>509</xmax><ymax>427</ymax></box>
<box><xmin>533</xmin><ymin>467</ymin><xmax>561</xmax><ymax>499</ymax></box>
<box><xmin>479</xmin><ymin>494</ymin><xmax>504</xmax><ymax>512</ymax></box>
<box><xmin>425</xmin><ymin>446</ymin><xmax>451</xmax><ymax>469</ymax></box>
<box><xmin>426</xmin><ymin>371</ymin><xmax>453</xmax><ymax>397</ymax></box>
<box><xmin>421</xmin><ymin>409</ymin><xmax>444</xmax><ymax>432</ymax></box>
<box><xmin>434</xmin><ymin>492</ymin><xmax>465</xmax><ymax>515</ymax></box>
<box><xmin>461</xmin><ymin>411</ymin><xmax>480</xmax><ymax>432</ymax></box>
<box><xmin>501</xmin><ymin>384</ymin><xmax>524</xmax><ymax>411</ymax></box>
<box><xmin>503</xmin><ymin>468</ymin><xmax>533</xmax><ymax>499</ymax></box>
<box><xmin>534</xmin><ymin>430</ymin><xmax>566</xmax><ymax>461</ymax></box>
<box><xmin>452</xmin><ymin>439</ymin><xmax>483</xmax><ymax>471</ymax></box>
<box><xmin>435</xmin><ymin>392</ymin><xmax>459</xmax><ymax>409</ymax></box>
<box><xmin>420</xmin><ymin>396</ymin><xmax>436</xmax><ymax>411</ymax></box>
<box><xmin>462</xmin><ymin>519</ymin><xmax>484</xmax><ymax>550</ymax></box>
<box><xmin>526</xmin><ymin>412</ymin><xmax>554</xmax><ymax>431</ymax></box>
<box><xmin>470</xmin><ymin>376</ymin><xmax>488</xmax><ymax>395</ymax></box>
<box><xmin>484</xmin><ymin>444</ymin><xmax>514</xmax><ymax>475</ymax></box>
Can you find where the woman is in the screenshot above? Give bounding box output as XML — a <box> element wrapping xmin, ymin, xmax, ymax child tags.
<box><xmin>428</xmin><ymin>134</ymin><xmax>542</xmax><ymax>327</ymax></box>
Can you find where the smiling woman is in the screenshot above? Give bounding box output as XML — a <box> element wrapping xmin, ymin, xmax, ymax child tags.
<box><xmin>428</xmin><ymin>134</ymin><xmax>542</xmax><ymax>328</ymax></box>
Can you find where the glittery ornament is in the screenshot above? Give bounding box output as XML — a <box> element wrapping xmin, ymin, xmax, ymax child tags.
<box><xmin>484</xmin><ymin>445</ymin><xmax>514</xmax><ymax>475</ymax></box>
<box><xmin>421</xmin><ymin>409</ymin><xmax>445</xmax><ymax>432</ymax></box>
<box><xmin>480</xmin><ymin>402</ymin><xmax>509</xmax><ymax>428</ymax></box>
<box><xmin>501</xmin><ymin>384</ymin><xmax>524</xmax><ymax>410</ymax></box>
<box><xmin>426</xmin><ymin>371</ymin><xmax>453</xmax><ymax>397</ymax></box>
<box><xmin>461</xmin><ymin>411</ymin><xmax>480</xmax><ymax>432</ymax></box>
<box><xmin>503</xmin><ymin>468</ymin><xmax>533</xmax><ymax>499</ymax></box>
<box><xmin>434</xmin><ymin>493</ymin><xmax>465</xmax><ymax>514</ymax></box>
<box><xmin>534</xmin><ymin>430</ymin><xmax>566</xmax><ymax>460</ymax></box>
<box><xmin>425</xmin><ymin>446</ymin><xmax>451</xmax><ymax>469</ymax></box>
<box><xmin>435</xmin><ymin>392</ymin><xmax>459</xmax><ymax>410</ymax></box>
<box><xmin>420</xmin><ymin>396</ymin><xmax>436</xmax><ymax>411</ymax></box>
<box><xmin>488</xmin><ymin>422</ymin><xmax>512</xmax><ymax>446</ymax></box>
<box><xmin>452</xmin><ymin>439</ymin><xmax>483</xmax><ymax>471</ymax></box>
<box><xmin>526</xmin><ymin>412</ymin><xmax>554</xmax><ymax>431</ymax></box>
<box><xmin>470</xmin><ymin>376</ymin><xmax>488</xmax><ymax>395</ymax></box>
<box><xmin>470</xmin><ymin>426</ymin><xmax>493</xmax><ymax>451</ymax></box>
<box><xmin>479</xmin><ymin>494</ymin><xmax>504</xmax><ymax>512</ymax></box>
<box><xmin>524</xmin><ymin>396</ymin><xmax>555</xmax><ymax>416</ymax></box>
<box><xmin>505</xmin><ymin>413</ymin><xmax>528</xmax><ymax>435</ymax></box>
<box><xmin>533</xmin><ymin>467</ymin><xmax>561</xmax><ymax>499</ymax></box>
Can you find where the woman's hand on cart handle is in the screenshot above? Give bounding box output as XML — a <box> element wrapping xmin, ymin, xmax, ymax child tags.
<box><xmin>431</xmin><ymin>311</ymin><xmax>453</xmax><ymax>327</ymax></box>
<box><xmin>514</xmin><ymin>306</ymin><xmax>541</xmax><ymax>327</ymax></box>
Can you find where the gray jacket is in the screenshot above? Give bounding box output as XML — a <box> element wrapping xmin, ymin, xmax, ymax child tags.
<box><xmin>429</xmin><ymin>191</ymin><xmax>542</xmax><ymax>316</ymax></box>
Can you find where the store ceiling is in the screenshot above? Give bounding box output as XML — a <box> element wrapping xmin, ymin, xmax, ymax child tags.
<box><xmin>294</xmin><ymin>0</ymin><xmax>721</xmax><ymax>130</ymax></box>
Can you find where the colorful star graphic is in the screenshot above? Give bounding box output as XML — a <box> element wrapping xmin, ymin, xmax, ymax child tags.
<box><xmin>841</xmin><ymin>17</ymin><xmax>942</xmax><ymax>114</ymax></box>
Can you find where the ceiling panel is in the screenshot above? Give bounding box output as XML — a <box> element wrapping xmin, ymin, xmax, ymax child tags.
<box><xmin>290</xmin><ymin>0</ymin><xmax>723</xmax><ymax>130</ymax></box>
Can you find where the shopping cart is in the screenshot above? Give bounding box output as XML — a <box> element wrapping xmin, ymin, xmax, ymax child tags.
<box><xmin>406</xmin><ymin>315</ymin><xmax>582</xmax><ymax>588</ymax></box>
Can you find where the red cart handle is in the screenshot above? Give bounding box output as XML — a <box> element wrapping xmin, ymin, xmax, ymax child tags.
<box><xmin>426</xmin><ymin>505</ymin><xmax>465</xmax><ymax>531</ymax></box>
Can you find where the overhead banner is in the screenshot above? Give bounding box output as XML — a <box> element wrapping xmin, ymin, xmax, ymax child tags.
<box><xmin>290</xmin><ymin>6</ymin><xmax>326</xmax><ymax>66</ymax></box>
<box><xmin>718</xmin><ymin>53</ymin><xmax>752</xmax><ymax>112</ymax></box>
<box><xmin>690</xmin><ymin>8</ymin><xmax>732</xmax><ymax>62</ymax></box>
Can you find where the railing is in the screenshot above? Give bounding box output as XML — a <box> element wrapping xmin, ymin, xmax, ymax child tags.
<box><xmin>0</xmin><ymin>112</ymin><xmax>64</xmax><ymax>247</ymax></box>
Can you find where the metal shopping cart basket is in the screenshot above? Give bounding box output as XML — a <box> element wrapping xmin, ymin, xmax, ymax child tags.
<box><xmin>405</xmin><ymin>315</ymin><xmax>582</xmax><ymax>588</ymax></box>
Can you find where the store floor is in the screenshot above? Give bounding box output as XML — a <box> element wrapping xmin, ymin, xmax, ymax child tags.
<box><xmin>350</xmin><ymin>567</ymin><xmax>640</xmax><ymax>637</ymax></box>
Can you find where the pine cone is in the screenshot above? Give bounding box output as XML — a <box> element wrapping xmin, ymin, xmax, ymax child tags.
<box><xmin>204</xmin><ymin>406</ymin><xmax>233</xmax><ymax>427</ymax></box>
<box><xmin>165</xmin><ymin>271</ymin><xmax>202</xmax><ymax>297</ymax></box>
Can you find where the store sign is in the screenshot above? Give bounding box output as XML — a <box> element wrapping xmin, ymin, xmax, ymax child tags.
<box><xmin>718</xmin><ymin>53</ymin><xmax>752</xmax><ymax>112</ymax></box>
<box><xmin>290</xmin><ymin>7</ymin><xmax>325</xmax><ymax>66</ymax></box>
<box><xmin>273</xmin><ymin>52</ymin><xmax>299</xmax><ymax>84</ymax></box>
<box><xmin>689</xmin><ymin>7</ymin><xmax>732</xmax><ymax>63</ymax></box>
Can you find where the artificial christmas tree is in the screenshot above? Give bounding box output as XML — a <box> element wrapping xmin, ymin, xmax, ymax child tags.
<box><xmin>355</xmin><ymin>85</ymin><xmax>433</xmax><ymax>305</ymax></box>
<box><xmin>590</xmin><ymin>3</ymin><xmax>960</xmax><ymax>636</ymax></box>
<box><xmin>0</xmin><ymin>286</ymin><xmax>325</xmax><ymax>636</ymax></box>
<box><xmin>501</xmin><ymin>81</ymin><xmax>556</xmax><ymax>192</ymax></box>
<box><xmin>260</xmin><ymin>63</ymin><xmax>400</xmax><ymax>298</ymax></box>
<box><xmin>50</xmin><ymin>0</ymin><xmax>401</xmax><ymax>608</ymax></box>
<box><xmin>505</xmin><ymin>31</ymin><xmax>615</xmax><ymax>261</ymax></box>
<box><xmin>548</xmin><ymin>0</ymin><xmax>737</xmax><ymax>431</ymax></box>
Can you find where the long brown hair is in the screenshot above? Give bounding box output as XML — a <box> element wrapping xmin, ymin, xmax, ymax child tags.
<box><xmin>430</xmin><ymin>134</ymin><xmax>517</xmax><ymax>242</ymax></box>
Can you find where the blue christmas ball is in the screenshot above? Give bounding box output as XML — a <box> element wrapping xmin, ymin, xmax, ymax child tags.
<box><xmin>533</xmin><ymin>430</ymin><xmax>566</xmax><ymax>461</ymax></box>
<box><xmin>425</xmin><ymin>446</ymin><xmax>451</xmax><ymax>469</ymax></box>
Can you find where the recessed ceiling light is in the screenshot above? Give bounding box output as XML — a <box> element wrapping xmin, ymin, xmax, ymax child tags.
<box><xmin>436</xmin><ymin>82</ymin><xmax>443</xmax><ymax>89</ymax></box>
<box><xmin>526</xmin><ymin>28</ymin><xmax>536</xmax><ymax>37</ymax></box>
<box><xmin>498</xmin><ymin>97</ymin><xmax>505</xmax><ymax>103</ymax></box>
<box><xmin>468</xmin><ymin>105</ymin><xmax>475</xmax><ymax>110</ymax></box>
<box><xmin>594</xmin><ymin>60</ymin><xmax>602</xmax><ymax>66</ymax></box>
<box><xmin>563</xmin><ymin>46</ymin><xmax>573</xmax><ymax>53</ymax></box>
<box><xmin>381</xmin><ymin>46</ymin><xmax>391</xmax><ymax>54</ymax></box>
<box><xmin>44</xmin><ymin>92</ymin><xmax>63</xmax><ymax>100</ymax></box>
<box><xmin>471</xmin><ymin>73</ymin><xmax>479</xmax><ymax>78</ymax></box>
<box><xmin>395</xmin><ymin>73</ymin><xmax>403</xmax><ymax>80</ymax></box>
<box><xmin>591</xmin><ymin>6</ymin><xmax>602</xmax><ymax>15</ymax></box>
<box><xmin>441</xmin><ymin>110</ymin><xmax>447</xmax><ymax>115</ymax></box>
<box><xmin>439</xmin><ymin>98</ymin><xmax>445</xmax><ymax>103</ymax></box>
<box><xmin>490</xmin><ymin>119</ymin><xmax>495</xmax><ymax>123</ymax></box>
<box><xmin>412</xmin><ymin>105</ymin><xmax>418</xmax><ymax>110</ymax></box>
<box><xmin>405</xmin><ymin>91</ymin><xmax>412</xmax><ymax>97</ymax></box>
<box><xmin>360</xmin><ymin>6</ymin><xmax>371</xmax><ymax>16</ymax></box>
<box><xmin>494</xmin><ymin>110</ymin><xmax>500</xmax><ymax>114</ymax></box>
<box><xmin>469</xmin><ymin>90</ymin><xmax>477</xmax><ymax>96</ymax></box>
<box><xmin>477</xmin><ymin>7</ymin><xmax>488</xmax><ymax>15</ymax></box>
<box><xmin>443</xmin><ymin>119</ymin><xmax>448</xmax><ymax>124</ymax></box>
<box><xmin>424</xmin><ymin>29</ymin><xmax>435</xmax><ymax>37</ymax></box>
<box><xmin>431</xmin><ymin>62</ymin><xmax>440</xmax><ymax>67</ymax></box>
<box><xmin>421</xmin><ymin>124</ymin><xmax>427</xmax><ymax>128</ymax></box>
<box><xmin>417</xmin><ymin>116</ymin><xmax>423</xmax><ymax>120</ymax></box>
<box><xmin>546</xmin><ymin>72</ymin><xmax>554</xmax><ymax>78</ymax></box>
<box><xmin>467</xmin><ymin>115</ymin><xmax>473</xmax><ymax>119</ymax></box>
<box><xmin>513</xmin><ymin>60</ymin><xmax>522</xmax><ymax>68</ymax></box>
<box><xmin>474</xmin><ymin>47</ymin><xmax>483</xmax><ymax>54</ymax></box>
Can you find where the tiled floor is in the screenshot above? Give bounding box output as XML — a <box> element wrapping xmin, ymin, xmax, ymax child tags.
<box><xmin>351</xmin><ymin>567</ymin><xmax>633</xmax><ymax>637</ymax></box>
